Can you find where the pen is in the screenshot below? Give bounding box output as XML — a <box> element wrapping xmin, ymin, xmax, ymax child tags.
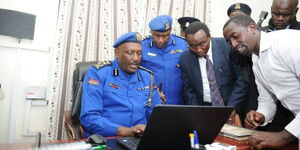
<box><xmin>189</xmin><ymin>133</ymin><xmax>195</xmax><ymax>148</ymax></box>
<box><xmin>193</xmin><ymin>130</ymin><xmax>200</xmax><ymax>149</ymax></box>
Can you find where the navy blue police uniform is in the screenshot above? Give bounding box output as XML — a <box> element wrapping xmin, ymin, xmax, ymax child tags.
<box><xmin>141</xmin><ymin>15</ymin><xmax>188</xmax><ymax>105</ymax></box>
<box><xmin>80</xmin><ymin>32</ymin><xmax>161</xmax><ymax>137</ymax></box>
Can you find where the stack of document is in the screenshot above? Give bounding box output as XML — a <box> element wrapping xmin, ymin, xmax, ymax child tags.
<box><xmin>219</xmin><ymin>124</ymin><xmax>256</xmax><ymax>141</ymax></box>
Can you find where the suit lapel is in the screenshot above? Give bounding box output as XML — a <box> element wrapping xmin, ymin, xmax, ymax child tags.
<box><xmin>188</xmin><ymin>51</ymin><xmax>203</xmax><ymax>95</ymax></box>
<box><xmin>211</xmin><ymin>38</ymin><xmax>223</xmax><ymax>85</ymax></box>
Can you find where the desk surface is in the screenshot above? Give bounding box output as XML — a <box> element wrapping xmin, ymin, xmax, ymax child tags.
<box><xmin>105</xmin><ymin>135</ymin><xmax>250</xmax><ymax>150</ymax></box>
<box><xmin>0</xmin><ymin>135</ymin><xmax>297</xmax><ymax>150</ymax></box>
<box><xmin>106</xmin><ymin>135</ymin><xmax>298</xmax><ymax>150</ymax></box>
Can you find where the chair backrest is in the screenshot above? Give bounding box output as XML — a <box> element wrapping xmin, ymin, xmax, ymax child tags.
<box><xmin>66</xmin><ymin>61</ymin><xmax>101</xmax><ymax>140</ymax></box>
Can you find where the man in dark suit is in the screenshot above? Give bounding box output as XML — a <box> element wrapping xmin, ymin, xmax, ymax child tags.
<box><xmin>180</xmin><ymin>22</ymin><xmax>248</xmax><ymax>123</ymax></box>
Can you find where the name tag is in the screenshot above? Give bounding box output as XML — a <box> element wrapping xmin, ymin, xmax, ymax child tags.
<box><xmin>137</xmin><ymin>86</ymin><xmax>149</xmax><ymax>91</ymax></box>
<box><xmin>170</xmin><ymin>49</ymin><xmax>183</xmax><ymax>54</ymax></box>
<box><xmin>147</xmin><ymin>52</ymin><xmax>156</xmax><ymax>56</ymax></box>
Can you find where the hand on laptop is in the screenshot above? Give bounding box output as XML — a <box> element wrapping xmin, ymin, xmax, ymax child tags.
<box><xmin>244</xmin><ymin>110</ymin><xmax>265</xmax><ymax>130</ymax></box>
<box><xmin>117</xmin><ymin>124</ymin><xmax>146</xmax><ymax>137</ymax></box>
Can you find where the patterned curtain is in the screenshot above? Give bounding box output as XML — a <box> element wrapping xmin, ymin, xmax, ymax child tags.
<box><xmin>48</xmin><ymin>0</ymin><xmax>205</xmax><ymax>140</ymax></box>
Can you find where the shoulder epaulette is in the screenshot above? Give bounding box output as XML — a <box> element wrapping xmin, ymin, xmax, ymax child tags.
<box><xmin>139</xmin><ymin>66</ymin><xmax>153</xmax><ymax>74</ymax></box>
<box><xmin>173</xmin><ymin>34</ymin><xmax>186</xmax><ymax>40</ymax></box>
<box><xmin>142</xmin><ymin>35</ymin><xmax>151</xmax><ymax>40</ymax></box>
<box><xmin>93</xmin><ymin>60</ymin><xmax>112</xmax><ymax>70</ymax></box>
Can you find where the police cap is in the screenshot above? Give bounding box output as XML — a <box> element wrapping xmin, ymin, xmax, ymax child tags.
<box><xmin>178</xmin><ymin>17</ymin><xmax>200</xmax><ymax>30</ymax></box>
<box><xmin>227</xmin><ymin>3</ymin><xmax>252</xmax><ymax>17</ymax></box>
<box><xmin>113</xmin><ymin>32</ymin><xmax>142</xmax><ymax>48</ymax></box>
<box><xmin>149</xmin><ymin>15</ymin><xmax>173</xmax><ymax>32</ymax></box>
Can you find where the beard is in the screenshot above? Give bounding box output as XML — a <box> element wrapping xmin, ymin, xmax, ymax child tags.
<box><xmin>236</xmin><ymin>44</ymin><xmax>252</xmax><ymax>56</ymax></box>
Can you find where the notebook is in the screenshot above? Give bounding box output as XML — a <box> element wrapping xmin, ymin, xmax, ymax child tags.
<box><xmin>117</xmin><ymin>104</ymin><xmax>234</xmax><ymax>150</ymax></box>
<box><xmin>219</xmin><ymin>124</ymin><xmax>256</xmax><ymax>141</ymax></box>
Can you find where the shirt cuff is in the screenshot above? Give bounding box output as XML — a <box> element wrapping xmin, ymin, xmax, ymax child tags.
<box><xmin>285</xmin><ymin>115</ymin><xmax>300</xmax><ymax>139</ymax></box>
<box><xmin>257</xmin><ymin>108</ymin><xmax>275</xmax><ymax>126</ymax></box>
<box><xmin>256</xmin><ymin>101</ymin><xmax>277</xmax><ymax>126</ymax></box>
<box><xmin>106</xmin><ymin>124</ymin><xmax>120</xmax><ymax>137</ymax></box>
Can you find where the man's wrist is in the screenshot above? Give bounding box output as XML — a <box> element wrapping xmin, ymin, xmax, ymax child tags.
<box><xmin>117</xmin><ymin>126</ymin><xmax>132</xmax><ymax>136</ymax></box>
<box><xmin>281</xmin><ymin>129</ymin><xmax>296</xmax><ymax>143</ymax></box>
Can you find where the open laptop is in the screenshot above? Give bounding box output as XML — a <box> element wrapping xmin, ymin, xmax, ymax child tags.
<box><xmin>116</xmin><ymin>104</ymin><xmax>234</xmax><ymax>150</ymax></box>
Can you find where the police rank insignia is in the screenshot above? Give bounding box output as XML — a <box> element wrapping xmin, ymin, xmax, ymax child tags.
<box><xmin>88</xmin><ymin>78</ymin><xmax>99</xmax><ymax>85</ymax></box>
<box><xmin>235</xmin><ymin>3</ymin><xmax>241</xmax><ymax>10</ymax></box>
<box><xmin>136</xmin><ymin>32</ymin><xmax>142</xmax><ymax>41</ymax></box>
<box><xmin>93</xmin><ymin>61</ymin><xmax>111</xmax><ymax>69</ymax></box>
<box><xmin>165</xmin><ymin>22</ymin><xmax>170</xmax><ymax>31</ymax></box>
<box><xmin>170</xmin><ymin>49</ymin><xmax>183</xmax><ymax>54</ymax></box>
<box><xmin>109</xmin><ymin>83</ymin><xmax>120</xmax><ymax>89</ymax></box>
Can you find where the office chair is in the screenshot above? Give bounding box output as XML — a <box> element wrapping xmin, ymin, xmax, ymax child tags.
<box><xmin>64</xmin><ymin>61</ymin><xmax>101</xmax><ymax>140</ymax></box>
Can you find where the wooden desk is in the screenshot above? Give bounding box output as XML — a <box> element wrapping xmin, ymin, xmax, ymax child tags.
<box><xmin>215</xmin><ymin>135</ymin><xmax>298</xmax><ymax>150</ymax></box>
<box><xmin>0</xmin><ymin>136</ymin><xmax>297</xmax><ymax>150</ymax></box>
<box><xmin>106</xmin><ymin>135</ymin><xmax>298</xmax><ymax>150</ymax></box>
<box><xmin>215</xmin><ymin>136</ymin><xmax>250</xmax><ymax>150</ymax></box>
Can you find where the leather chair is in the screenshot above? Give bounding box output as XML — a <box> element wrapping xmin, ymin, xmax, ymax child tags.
<box><xmin>64</xmin><ymin>61</ymin><xmax>101</xmax><ymax>140</ymax></box>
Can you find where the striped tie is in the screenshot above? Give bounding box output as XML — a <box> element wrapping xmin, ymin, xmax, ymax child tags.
<box><xmin>205</xmin><ymin>55</ymin><xmax>225</xmax><ymax>106</ymax></box>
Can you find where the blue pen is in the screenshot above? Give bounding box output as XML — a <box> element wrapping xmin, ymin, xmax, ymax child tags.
<box><xmin>193</xmin><ymin>130</ymin><xmax>200</xmax><ymax>149</ymax></box>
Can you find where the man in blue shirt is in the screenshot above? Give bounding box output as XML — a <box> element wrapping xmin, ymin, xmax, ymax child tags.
<box><xmin>80</xmin><ymin>32</ymin><xmax>161</xmax><ymax>137</ymax></box>
<box><xmin>141</xmin><ymin>15</ymin><xmax>188</xmax><ymax>104</ymax></box>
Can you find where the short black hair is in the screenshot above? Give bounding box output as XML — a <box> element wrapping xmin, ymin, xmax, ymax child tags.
<box><xmin>185</xmin><ymin>22</ymin><xmax>211</xmax><ymax>37</ymax></box>
<box><xmin>223</xmin><ymin>15</ymin><xmax>260</xmax><ymax>31</ymax></box>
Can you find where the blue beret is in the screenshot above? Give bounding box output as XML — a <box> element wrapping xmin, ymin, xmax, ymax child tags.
<box><xmin>149</xmin><ymin>15</ymin><xmax>173</xmax><ymax>32</ymax></box>
<box><xmin>113</xmin><ymin>32</ymin><xmax>142</xmax><ymax>48</ymax></box>
<box><xmin>227</xmin><ymin>3</ymin><xmax>252</xmax><ymax>17</ymax></box>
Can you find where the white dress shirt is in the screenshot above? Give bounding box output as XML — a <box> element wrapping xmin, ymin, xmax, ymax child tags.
<box><xmin>252</xmin><ymin>30</ymin><xmax>300</xmax><ymax>138</ymax></box>
<box><xmin>198</xmin><ymin>41</ymin><xmax>213</xmax><ymax>103</ymax></box>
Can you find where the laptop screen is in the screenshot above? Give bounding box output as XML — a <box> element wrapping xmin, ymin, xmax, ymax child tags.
<box><xmin>120</xmin><ymin>104</ymin><xmax>234</xmax><ymax>150</ymax></box>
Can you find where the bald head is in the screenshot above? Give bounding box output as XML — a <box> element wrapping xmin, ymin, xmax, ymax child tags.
<box><xmin>272</xmin><ymin>0</ymin><xmax>298</xmax><ymax>8</ymax></box>
<box><xmin>271</xmin><ymin>0</ymin><xmax>299</xmax><ymax>29</ymax></box>
<box><xmin>272</xmin><ymin>0</ymin><xmax>298</xmax><ymax>9</ymax></box>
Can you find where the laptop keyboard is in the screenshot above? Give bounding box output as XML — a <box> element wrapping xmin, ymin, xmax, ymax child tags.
<box><xmin>116</xmin><ymin>137</ymin><xmax>140</xmax><ymax>150</ymax></box>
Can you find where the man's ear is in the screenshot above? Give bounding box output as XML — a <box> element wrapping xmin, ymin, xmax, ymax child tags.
<box><xmin>248</xmin><ymin>22</ymin><xmax>257</xmax><ymax>33</ymax></box>
<box><xmin>114</xmin><ymin>48</ymin><xmax>119</xmax><ymax>58</ymax></box>
<box><xmin>295</xmin><ymin>7</ymin><xmax>299</xmax><ymax>16</ymax></box>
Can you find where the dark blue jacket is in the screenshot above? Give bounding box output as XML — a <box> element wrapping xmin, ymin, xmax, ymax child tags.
<box><xmin>179</xmin><ymin>38</ymin><xmax>248</xmax><ymax>112</ymax></box>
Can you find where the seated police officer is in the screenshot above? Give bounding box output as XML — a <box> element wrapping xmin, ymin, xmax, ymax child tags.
<box><xmin>177</xmin><ymin>17</ymin><xmax>200</xmax><ymax>37</ymax></box>
<box><xmin>80</xmin><ymin>32</ymin><xmax>161</xmax><ymax>137</ymax></box>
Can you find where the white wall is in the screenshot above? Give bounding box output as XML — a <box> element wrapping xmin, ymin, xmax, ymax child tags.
<box><xmin>0</xmin><ymin>0</ymin><xmax>59</xmax><ymax>143</ymax></box>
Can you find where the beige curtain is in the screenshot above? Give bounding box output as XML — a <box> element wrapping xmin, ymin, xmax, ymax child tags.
<box><xmin>47</xmin><ymin>0</ymin><xmax>205</xmax><ymax>140</ymax></box>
